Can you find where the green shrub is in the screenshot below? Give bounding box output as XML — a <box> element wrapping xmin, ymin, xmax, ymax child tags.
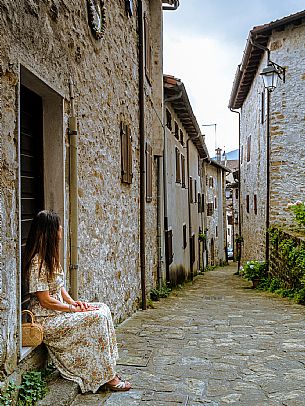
<box><xmin>240</xmin><ymin>260</ymin><xmax>267</xmax><ymax>281</ymax></box>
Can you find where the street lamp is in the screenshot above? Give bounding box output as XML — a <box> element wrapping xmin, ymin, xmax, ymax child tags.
<box><xmin>260</xmin><ymin>61</ymin><xmax>285</xmax><ymax>92</ymax></box>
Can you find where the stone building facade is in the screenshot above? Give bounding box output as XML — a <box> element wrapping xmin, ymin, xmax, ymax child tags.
<box><xmin>229</xmin><ymin>10</ymin><xmax>305</xmax><ymax>262</ymax></box>
<box><xmin>204</xmin><ymin>160</ymin><xmax>228</xmax><ymax>266</ymax></box>
<box><xmin>163</xmin><ymin>75</ymin><xmax>208</xmax><ymax>282</ymax></box>
<box><xmin>0</xmin><ymin>0</ymin><xmax>174</xmax><ymax>382</ymax></box>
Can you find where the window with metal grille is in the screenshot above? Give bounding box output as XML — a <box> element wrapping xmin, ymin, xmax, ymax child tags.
<box><xmin>166</xmin><ymin>108</ymin><xmax>172</xmax><ymax>130</ymax></box>
<box><xmin>182</xmin><ymin>223</ymin><xmax>187</xmax><ymax>249</ymax></box>
<box><xmin>207</xmin><ymin>202</ymin><xmax>213</xmax><ymax>216</ymax></box>
<box><xmin>146</xmin><ymin>142</ymin><xmax>152</xmax><ymax>202</ymax></box>
<box><xmin>189</xmin><ymin>177</ymin><xmax>193</xmax><ymax>203</ymax></box>
<box><xmin>181</xmin><ymin>155</ymin><xmax>186</xmax><ymax>188</ymax></box>
<box><xmin>175</xmin><ymin>147</ymin><xmax>181</xmax><ymax>183</ymax></box>
<box><xmin>121</xmin><ymin>122</ymin><xmax>133</xmax><ymax>184</ymax></box>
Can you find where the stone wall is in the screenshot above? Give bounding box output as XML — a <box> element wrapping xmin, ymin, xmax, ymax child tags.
<box><xmin>239</xmin><ymin>21</ymin><xmax>305</xmax><ymax>262</ymax></box>
<box><xmin>0</xmin><ymin>0</ymin><xmax>162</xmax><ymax>377</ymax></box>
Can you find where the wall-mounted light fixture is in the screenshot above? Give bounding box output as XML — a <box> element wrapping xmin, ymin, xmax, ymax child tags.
<box><xmin>260</xmin><ymin>61</ymin><xmax>285</xmax><ymax>92</ymax></box>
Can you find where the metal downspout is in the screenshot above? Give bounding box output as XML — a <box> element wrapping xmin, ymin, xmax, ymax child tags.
<box><xmin>69</xmin><ymin>79</ymin><xmax>79</xmax><ymax>299</ymax></box>
<box><xmin>156</xmin><ymin>157</ymin><xmax>162</xmax><ymax>288</ymax></box>
<box><xmin>138</xmin><ymin>0</ymin><xmax>146</xmax><ymax>310</ymax></box>
<box><xmin>266</xmin><ymin>90</ymin><xmax>271</xmax><ymax>269</ymax></box>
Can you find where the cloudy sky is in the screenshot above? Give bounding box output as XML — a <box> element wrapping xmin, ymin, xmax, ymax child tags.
<box><xmin>163</xmin><ymin>0</ymin><xmax>303</xmax><ymax>156</ymax></box>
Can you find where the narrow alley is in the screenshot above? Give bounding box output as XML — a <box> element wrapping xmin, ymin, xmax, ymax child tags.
<box><xmin>69</xmin><ymin>263</ymin><xmax>305</xmax><ymax>406</ymax></box>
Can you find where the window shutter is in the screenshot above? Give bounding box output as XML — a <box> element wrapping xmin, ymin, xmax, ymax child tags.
<box><xmin>181</xmin><ymin>155</ymin><xmax>186</xmax><ymax>188</ymax></box>
<box><xmin>189</xmin><ymin>177</ymin><xmax>193</xmax><ymax>203</ymax></box>
<box><xmin>144</xmin><ymin>14</ymin><xmax>152</xmax><ymax>84</ymax></box>
<box><xmin>146</xmin><ymin>142</ymin><xmax>152</xmax><ymax>202</ymax></box>
<box><xmin>183</xmin><ymin>224</ymin><xmax>187</xmax><ymax>249</ymax></box>
<box><xmin>121</xmin><ymin>122</ymin><xmax>132</xmax><ymax>184</ymax></box>
<box><xmin>166</xmin><ymin>229</ymin><xmax>173</xmax><ymax>265</ymax></box>
<box><xmin>175</xmin><ymin>148</ymin><xmax>181</xmax><ymax>183</ymax></box>
<box><xmin>207</xmin><ymin>202</ymin><xmax>213</xmax><ymax>216</ymax></box>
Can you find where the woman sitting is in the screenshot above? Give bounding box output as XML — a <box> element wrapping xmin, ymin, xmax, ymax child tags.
<box><xmin>23</xmin><ymin>210</ymin><xmax>131</xmax><ymax>393</ymax></box>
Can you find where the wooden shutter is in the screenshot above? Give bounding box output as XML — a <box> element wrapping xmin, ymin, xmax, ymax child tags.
<box><xmin>146</xmin><ymin>142</ymin><xmax>152</xmax><ymax>202</ymax></box>
<box><xmin>189</xmin><ymin>177</ymin><xmax>193</xmax><ymax>203</ymax></box>
<box><xmin>144</xmin><ymin>14</ymin><xmax>152</xmax><ymax>84</ymax></box>
<box><xmin>166</xmin><ymin>229</ymin><xmax>173</xmax><ymax>265</ymax></box>
<box><xmin>198</xmin><ymin>193</ymin><xmax>201</xmax><ymax>213</ymax></box>
<box><xmin>183</xmin><ymin>224</ymin><xmax>187</xmax><ymax>249</ymax></box>
<box><xmin>181</xmin><ymin>155</ymin><xmax>186</xmax><ymax>188</ymax></box>
<box><xmin>121</xmin><ymin>122</ymin><xmax>133</xmax><ymax>184</ymax></box>
<box><xmin>175</xmin><ymin>148</ymin><xmax>181</xmax><ymax>183</ymax></box>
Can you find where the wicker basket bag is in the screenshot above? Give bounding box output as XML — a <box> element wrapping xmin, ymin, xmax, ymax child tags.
<box><xmin>22</xmin><ymin>310</ymin><xmax>43</xmax><ymax>347</ymax></box>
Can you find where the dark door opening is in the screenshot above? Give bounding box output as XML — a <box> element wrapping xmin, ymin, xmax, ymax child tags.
<box><xmin>20</xmin><ymin>85</ymin><xmax>44</xmax><ymax>304</ymax></box>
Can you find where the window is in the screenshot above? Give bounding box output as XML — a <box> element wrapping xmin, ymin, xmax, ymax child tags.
<box><xmin>206</xmin><ymin>175</ymin><xmax>208</xmax><ymax>186</ymax></box>
<box><xmin>175</xmin><ymin>147</ymin><xmax>181</xmax><ymax>183</ymax></box>
<box><xmin>261</xmin><ymin>90</ymin><xmax>267</xmax><ymax>124</ymax></box>
<box><xmin>179</xmin><ymin>129</ymin><xmax>184</xmax><ymax>145</ymax></box>
<box><xmin>254</xmin><ymin>194</ymin><xmax>257</xmax><ymax>215</ymax></box>
<box><xmin>181</xmin><ymin>155</ymin><xmax>186</xmax><ymax>188</ymax></box>
<box><xmin>182</xmin><ymin>224</ymin><xmax>187</xmax><ymax>249</ymax></box>
<box><xmin>209</xmin><ymin>176</ymin><xmax>214</xmax><ymax>188</ymax></box>
<box><xmin>235</xmin><ymin>189</ymin><xmax>238</xmax><ymax>199</ymax></box>
<box><xmin>174</xmin><ymin>121</ymin><xmax>179</xmax><ymax>139</ymax></box>
<box><xmin>247</xmin><ymin>135</ymin><xmax>251</xmax><ymax>162</ymax></box>
<box><xmin>189</xmin><ymin>177</ymin><xmax>193</xmax><ymax>203</ymax></box>
<box><xmin>121</xmin><ymin>122</ymin><xmax>133</xmax><ymax>184</ymax></box>
<box><xmin>166</xmin><ymin>109</ymin><xmax>172</xmax><ymax>130</ymax></box>
<box><xmin>146</xmin><ymin>142</ymin><xmax>152</xmax><ymax>202</ymax></box>
<box><xmin>214</xmin><ymin>197</ymin><xmax>217</xmax><ymax>209</ymax></box>
<box><xmin>246</xmin><ymin>195</ymin><xmax>250</xmax><ymax>213</ymax></box>
<box><xmin>144</xmin><ymin>14</ymin><xmax>152</xmax><ymax>84</ymax></box>
<box><xmin>240</xmin><ymin>145</ymin><xmax>243</xmax><ymax>165</ymax></box>
<box><xmin>194</xmin><ymin>180</ymin><xmax>197</xmax><ymax>203</ymax></box>
<box><xmin>207</xmin><ymin>202</ymin><xmax>214</xmax><ymax>216</ymax></box>
<box><xmin>216</xmin><ymin>226</ymin><xmax>218</xmax><ymax>237</ymax></box>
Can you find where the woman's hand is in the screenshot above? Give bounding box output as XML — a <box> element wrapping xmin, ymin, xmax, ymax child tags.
<box><xmin>72</xmin><ymin>301</ymin><xmax>99</xmax><ymax>312</ymax></box>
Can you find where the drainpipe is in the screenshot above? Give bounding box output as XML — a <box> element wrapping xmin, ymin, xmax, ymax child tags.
<box><xmin>230</xmin><ymin>108</ymin><xmax>241</xmax><ymax>272</ymax></box>
<box><xmin>156</xmin><ymin>157</ymin><xmax>162</xmax><ymax>288</ymax></box>
<box><xmin>69</xmin><ymin>78</ymin><xmax>79</xmax><ymax>299</ymax></box>
<box><xmin>138</xmin><ymin>0</ymin><xmax>146</xmax><ymax>310</ymax></box>
<box><xmin>266</xmin><ymin>90</ymin><xmax>271</xmax><ymax>269</ymax></box>
<box><xmin>162</xmin><ymin>0</ymin><xmax>179</xmax><ymax>11</ymax></box>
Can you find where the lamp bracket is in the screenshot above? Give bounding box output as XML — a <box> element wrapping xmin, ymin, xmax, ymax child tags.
<box><xmin>268</xmin><ymin>60</ymin><xmax>285</xmax><ymax>83</ymax></box>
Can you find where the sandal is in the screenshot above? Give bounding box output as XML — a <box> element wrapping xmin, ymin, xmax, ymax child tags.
<box><xmin>105</xmin><ymin>377</ymin><xmax>131</xmax><ymax>392</ymax></box>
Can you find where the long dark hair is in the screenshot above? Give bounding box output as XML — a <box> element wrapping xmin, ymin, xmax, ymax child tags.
<box><xmin>23</xmin><ymin>210</ymin><xmax>61</xmax><ymax>281</ymax></box>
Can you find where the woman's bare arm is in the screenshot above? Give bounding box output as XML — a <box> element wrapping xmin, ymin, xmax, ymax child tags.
<box><xmin>36</xmin><ymin>290</ymin><xmax>95</xmax><ymax>312</ymax></box>
<box><xmin>60</xmin><ymin>287</ymin><xmax>97</xmax><ymax>311</ymax></box>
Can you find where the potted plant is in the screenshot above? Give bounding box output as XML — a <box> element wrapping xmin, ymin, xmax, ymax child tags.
<box><xmin>240</xmin><ymin>260</ymin><xmax>267</xmax><ymax>288</ymax></box>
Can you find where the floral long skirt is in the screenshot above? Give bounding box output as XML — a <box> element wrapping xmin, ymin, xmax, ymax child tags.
<box><xmin>37</xmin><ymin>303</ymin><xmax>119</xmax><ymax>393</ymax></box>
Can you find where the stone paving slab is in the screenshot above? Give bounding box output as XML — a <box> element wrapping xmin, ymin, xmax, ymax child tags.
<box><xmin>70</xmin><ymin>263</ymin><xmax>305</xmax><ymax>405</ymax></box>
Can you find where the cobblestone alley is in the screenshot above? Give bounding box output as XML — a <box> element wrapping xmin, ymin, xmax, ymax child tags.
<box><xmin>70</xmin><ymin>263</ymin><xmax>305</xmax><ymax>406</ymax></box>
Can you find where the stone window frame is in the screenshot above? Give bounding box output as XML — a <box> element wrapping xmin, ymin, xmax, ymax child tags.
<box><xmin>121</xmin><ymin>122</ymin><xmax>133</xmax><ymax>184</ymax></box>
<box><xmin>181</xmin><ymin>154</ymin><xmax>186</xmax><ymax>188</ymax></box>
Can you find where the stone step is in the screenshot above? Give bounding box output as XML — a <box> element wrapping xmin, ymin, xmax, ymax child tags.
<box><xmin>38</xmin><ymin>373</ymin><xmax>79</xmax><ymax>406</ymax></box>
